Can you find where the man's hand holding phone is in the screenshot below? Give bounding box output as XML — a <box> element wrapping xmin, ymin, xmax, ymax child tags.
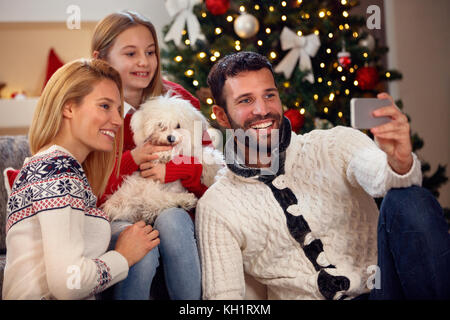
<box><xmin>351</xmin><ymin>93</ymin><xmax>413</xmax><ymax>175</ymax></box>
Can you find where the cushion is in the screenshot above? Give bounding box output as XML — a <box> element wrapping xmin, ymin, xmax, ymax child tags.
<box><xmin>3</xmin><ymin>168</ymin><xmax>19</xmax><ymax>197</ymax></box>
<box><xmin>0</xmin><ymin>136</ymin><xmax>31</xmax><ymax>253</ymax></box>
<box><xmin>0</xmin><ymin>254</ymin><xmax>5</xmax><ymax>295</ymax></box>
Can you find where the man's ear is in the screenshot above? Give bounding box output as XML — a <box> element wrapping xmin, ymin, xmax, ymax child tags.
<box><xmin>212</xmin><ymin>105</ymin><xmax>231</xmax><ymax>128</ymax></box>
<box><xmin>92</xmin><ymin>50</ymin><xmax>100</xmax><ymax>59</ymax></box>
<box><xmin>62</xmin><ymin>101</ymin><xmax>76</xmax><ymax>119</ymax></box>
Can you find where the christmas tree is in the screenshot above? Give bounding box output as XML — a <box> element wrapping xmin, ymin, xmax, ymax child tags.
<box><xmin>161</xmin><ymin>0</ymin><xmax>448</xmax><ymax>222</ymax></box>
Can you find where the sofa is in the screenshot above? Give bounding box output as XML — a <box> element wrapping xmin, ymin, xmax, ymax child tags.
<box><xmin>0</xmin><ymin>135</ymin><xmax>31</xmax><ymax>298</ymax></box>
<box><xmin>0</xmin><ymin>135</ymin><xmax>266</xmax><ymax>300</ymax></box>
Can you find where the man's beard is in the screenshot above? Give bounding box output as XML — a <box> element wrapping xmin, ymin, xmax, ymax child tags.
<box><xmin>227</xmin><ymin>112</ymin><xmax>283</xmax><ymax>152</ymax></box>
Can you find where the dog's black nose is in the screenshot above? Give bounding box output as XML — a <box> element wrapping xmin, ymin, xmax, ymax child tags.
<box><xmin>167</xmin><ymin>135</ymin><xmax>176</xmax><ymax>143</ymax></box>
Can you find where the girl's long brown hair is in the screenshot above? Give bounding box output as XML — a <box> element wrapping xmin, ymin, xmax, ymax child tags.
<box><xmin>91</xmin><ymin>10</ymin><xmax>165</xmax><ymax>103</ymax></box>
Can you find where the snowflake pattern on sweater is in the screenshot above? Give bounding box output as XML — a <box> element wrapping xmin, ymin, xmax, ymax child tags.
<box><xmin>6</xmin><ymin>149</ymin><xmax>108</xmax><ymax>232</ymax></box>
<box><xmin>92</xmin><ymin>259</ymin><xmax>112</xmax><ymax>295</ymax></box>
<box><xmin>3</xmin><ymin>146</ymin><xmax>129</xmax><ymax>299</ymax></box>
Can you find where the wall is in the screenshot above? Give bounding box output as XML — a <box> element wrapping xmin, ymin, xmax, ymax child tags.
<box><xmin>384</xmin><ymin>0</ymin><xmax>449</xmax><ymax>207</ymax></box>
<box><xmin>0</xmin><ymin>22</ymin><xmax>97</xmax><ymax>97</ymax></box>
<box><xmin>0</xmin><ymin>0</ymin><xmax>170</xmax><ymax>98</ymax></box>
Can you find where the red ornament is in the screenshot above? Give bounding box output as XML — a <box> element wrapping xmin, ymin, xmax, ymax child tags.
<box><xmin>205</xmin><ymin>0</ymin><xmax>230</xmax><ymax>16</ymax></box>
<box><xmin>338</xmin><ymin>50</ymin><xmax>352</xmax><ymax>69</ymax></box>
<box><xmin>284</xmin><ymin>109</ymin><xmax>305</xmax><ymax>132</ymax></box>
<box><xmin>356</xmin><ymin>66</ymin><xmax>379</xmax><ymax>91</ymax></box>
<box><xmin>338</xmin><ymin>41</ymin><xmax>352</xmax><ymax>69</ymax></box>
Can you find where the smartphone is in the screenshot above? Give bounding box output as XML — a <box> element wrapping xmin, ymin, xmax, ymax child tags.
<box><xmin>350</xmin><ymin>98</ymin><xmax>392</xmax><ymax>129</ymax></box>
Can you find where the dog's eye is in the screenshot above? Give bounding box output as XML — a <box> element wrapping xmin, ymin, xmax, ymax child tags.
<box><xmin>176</xmin><ymin>124</ymin><xmax>180</xmax><ymax>129</ymax></box>
<box><xmin>158</xmin><ymin>122</ymin><xmax>163</xmax><ymax>128</ymax></box>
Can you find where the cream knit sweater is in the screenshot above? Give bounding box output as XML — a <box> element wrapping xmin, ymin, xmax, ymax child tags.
<box><xmin>196</xmin><ymin>125</ymin><xmax>422</xmax><ymax>300</ymax></box>
<box><xmin>3</xmin><ymin>145</ymin><xmax>129</xmax><ymax>300</ymax></box>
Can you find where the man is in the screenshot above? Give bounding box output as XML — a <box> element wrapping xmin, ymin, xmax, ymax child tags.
<box><xmin>195</xmin><ymin>51</ymin><xmax>450</xmax><ymax>300</ymax></box>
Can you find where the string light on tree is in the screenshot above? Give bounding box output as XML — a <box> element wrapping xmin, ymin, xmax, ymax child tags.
<box><xmin>184</xmin><ymin>69</ymin><xmax>194</xmax><ymax>77</ymax></box>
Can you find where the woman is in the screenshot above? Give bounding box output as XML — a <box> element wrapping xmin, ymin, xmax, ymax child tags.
<box><xmin>2</xmin><ymin>59</ymin><xmax>159</xmax><ymax>300</ymax></box>
<box><xmin>92</xmin><ymin>11</ymin><xmax>208</xmax><ymax>300</ymax></box>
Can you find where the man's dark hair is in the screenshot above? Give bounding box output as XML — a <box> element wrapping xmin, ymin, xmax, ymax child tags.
<box><xmin>207</xmin><ymin>51</ymin><xmax>275</xmax><ymax>111</ymax></box>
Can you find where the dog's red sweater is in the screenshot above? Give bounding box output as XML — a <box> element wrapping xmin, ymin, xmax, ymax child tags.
<box><xmin>97</xmin><ymin>80</ymin><xmax>210</xmax><ymax>207</ymax></box>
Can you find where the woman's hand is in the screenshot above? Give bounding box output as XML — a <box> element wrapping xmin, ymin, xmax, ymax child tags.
<box><xmin>114</xmin><ymin>221</ymin><xmax>160</xmax><ymax>267</ymax></box>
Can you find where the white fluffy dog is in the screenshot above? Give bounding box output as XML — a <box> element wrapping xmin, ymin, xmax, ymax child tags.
<box><xmin>102</xmin><ymin>93</ymin><xmax>224</xmax><ymax>224</ymax></box>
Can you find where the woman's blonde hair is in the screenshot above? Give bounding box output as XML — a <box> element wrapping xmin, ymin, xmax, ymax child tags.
<box><xmin>29</xmin><ymin>58</ymin><xmax>124</xmax><ymax>197</ymax></box>
<box><xmin>91</xmin><ymin>10</ymin><xmax>164</xmax><ymax>102</ymax></box>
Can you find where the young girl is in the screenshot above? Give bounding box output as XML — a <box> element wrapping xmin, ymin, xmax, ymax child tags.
<box><xmin>2</xmin><ymin>59</ymin><xmax>159</xmax><ymax>300</ymax></box>
<box><xmin>92</xmin><ymin>11</ymin><xmax>211</xmax><ymax>300</ymax></box>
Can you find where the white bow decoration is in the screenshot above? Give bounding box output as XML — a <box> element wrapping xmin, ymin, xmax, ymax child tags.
<box><xmin>274</xmin><ymin>27</ymin><xmax>321</xmax><ymax>83</ymax></box>
<box><xmin>164</xmin><ymin>0</ymin><xmax>205</xmax><ymax>47</ymax></box>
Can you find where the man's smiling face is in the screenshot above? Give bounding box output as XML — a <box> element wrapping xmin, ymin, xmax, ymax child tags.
<box><xmin>217</xmin><ymin>68</ymin><xmax>283</xmax><ymax>151</ymax></box>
